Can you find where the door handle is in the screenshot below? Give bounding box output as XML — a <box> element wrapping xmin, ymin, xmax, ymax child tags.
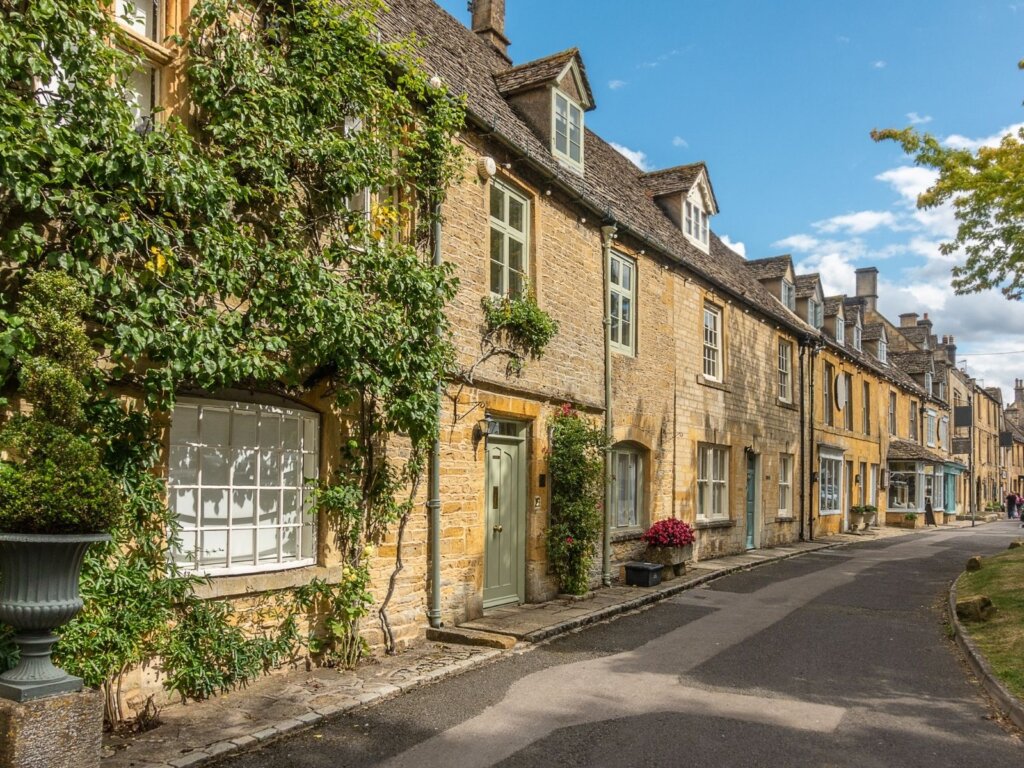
<box><xmin>493</xmin><ymin>524</ymin><xmax>503</xmax><ymax>533</ymax></box>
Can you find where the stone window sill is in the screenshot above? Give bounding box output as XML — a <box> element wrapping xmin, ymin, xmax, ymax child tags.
<box><xmin>695</xmin><ymin>518</ymin><xmax>734</xmax><ymax>530</ymax></box>
<box><xmin>776</xmin><ymin>398</ymin><xmax>798</xmax><ymax>411</ymax></box>
<box><xmin>610</xmin><ymin>528</ymin><xmax>645</xmax><ymax>543</ymax></box>
<box><xmin>775</xmin><ymin>515</ymin><xmax>795</xmax><ymax>523</ymax></box>
<box><xmin>193</xmin><ymin>563</ymin><xmax>335</xmax><ymax>600</ymax></box>
<box><xmin>696</xmin><ymin>375</ymin><xmax>730</xmax><ymax>393</ymax></box>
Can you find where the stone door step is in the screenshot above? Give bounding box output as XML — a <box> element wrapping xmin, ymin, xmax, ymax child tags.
<box><xmin>425</xmin><ymin>626</ymin><xmax>517</xmax><ymax>650</ymax></box>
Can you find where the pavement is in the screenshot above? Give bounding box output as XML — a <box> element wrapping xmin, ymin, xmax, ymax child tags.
<box><xmin>102</xmin><ymin>520</ymin><xmax>998</xmax><ymax>768</ymax></box>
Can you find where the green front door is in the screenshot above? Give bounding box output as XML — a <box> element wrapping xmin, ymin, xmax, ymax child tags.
<box><xmin>483</xmin><ymin>422</ymin><xmax>526</xmax><ymax>608</ymax></box>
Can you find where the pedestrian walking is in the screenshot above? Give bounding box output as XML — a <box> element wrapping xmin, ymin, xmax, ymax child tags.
<box><xmin>924</xmin><ymin>499</ymin><xmax>938</xmax><ymax>527</ymax></box>
<box><xmin>1006</xmin><ymin>493</ymin><xmax>1017</xmax><ymax>520</ymax></box>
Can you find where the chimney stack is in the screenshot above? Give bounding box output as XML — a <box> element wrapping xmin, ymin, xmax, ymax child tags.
<box><xmin>471</xmin><ymin>0</ymin><xmax>511</xmax><ymax>61</ymax></box>
<box><xmin>855</xmin><ymin>267</ymin><xmax>878</xmax><ymax>312</ymax></box>
<box><xmin>945</xmin><ymin>335</ymin><xmax>956</xmax><ymax>366</ymax></box>
<box><xmin>899</xmin><ymin>312</ymin><xmax>918</xmax><ymax>328</ymax></box>
<box><xmin>1016</xmin><ymin>378</ymin><xmax>1024</xmax><ymax>406</ymax></box>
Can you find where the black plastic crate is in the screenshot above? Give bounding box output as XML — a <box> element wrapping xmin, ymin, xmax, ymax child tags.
<box><xmin>624</xmin><ymin>561</ymin><xmax>662</xmax><ymax>587</ymax></box>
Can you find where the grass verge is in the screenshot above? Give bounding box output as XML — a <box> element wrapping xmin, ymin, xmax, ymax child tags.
<box><xmin>955</xmin><ymin>546</ymin><xmax>1024</xmax><ymax>701</ymax></box>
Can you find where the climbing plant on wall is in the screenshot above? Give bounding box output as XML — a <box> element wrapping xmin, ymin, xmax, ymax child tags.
<box><xmin>0</xmin><ymin>0</ymin><xmax>464</xmax><ymax>726</ymax></box>
<box><xmin>545</xmin><ymin>405</ymin><xmax>607</xmax><ymax>595</ymax></box>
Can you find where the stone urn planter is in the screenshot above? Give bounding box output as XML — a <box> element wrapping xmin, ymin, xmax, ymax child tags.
<box><xmin>862</xmin><ymin>506</ymin><xmax>878</xmax><ymax>528</ymax></box>
<box><xmin>645</xmin><ymin>543</ymin><xmax>693</xmax><ymax>579</ymax></box>
<box><xmin>0</xmin><ymin>533</ymin><xmax>111</xmax><ymax>702</ymax></box>
<box><xmin>848</xmin><ymin>507</ymin><xmax>866</xmax><ymax>533</ymax></box>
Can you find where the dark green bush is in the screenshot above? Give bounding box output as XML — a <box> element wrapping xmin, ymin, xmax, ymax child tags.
<box><xmin>0</xmin><ymin>272</ymin><xmax>123</xmax><ymax>534</ymax></box>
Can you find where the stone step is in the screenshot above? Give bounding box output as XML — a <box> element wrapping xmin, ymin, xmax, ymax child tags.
<box><xmin>425</xmin><ymin>626</ymin><xmax>517</xmax><ymax>650</ymax></box>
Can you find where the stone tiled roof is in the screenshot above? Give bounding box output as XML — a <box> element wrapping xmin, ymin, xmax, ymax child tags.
<box><xmin>795</xmin><ymin>274</ymin><xmax>820</xmax><ymax>299</ymax></box>
<box><xmin>639</xmin><ymin>163</ymin><xmax>719</xmax><ymax>213</ymax></box>
<box><xmin>823</xmin><ymin>296</ymin><xmax>845</xmax><ymax>317</ymax></box>
<box><xmin>898</xmin><ymin>326</ymin><xmax>931</xmax><ymax>349</ymax></box>
<box><xmin>375</xmin><ymin>0</ymin><xmax>819</xmax><ymax>337</ymax></box>
<box><xmin>492</xmin><ymin>47</ymin><xmax>594</xmax><ymax>108</ymax></box>
<box><xmin>890</xmin><ymin>350</ymin><xmax>934</xmax><ymax>375</ymax></box>
<box><xmin>986</xmin><ymin>386</ymin><xmax>1003</xmax><ymax>404</ymax></box>
<box><xmin>842</xmin><ymin>299</ymin><xmax>862</xmax><ymax>323</ymax></box>
<box><xmin>744</xmin><ymin>255</ymin><xmax>792</xmax><ymax>282</ymax></box>
<box><xmin>861</xmin><ymin>323</ymin><xmax>884</xmax><ymax>342</ymax></box>
<box><xmin>887</xmin><ymin>439</ymin><xmax>947</xmax><ymax>464</ymax></box>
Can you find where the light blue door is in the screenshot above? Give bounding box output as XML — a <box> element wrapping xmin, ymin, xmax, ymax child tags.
<box><xmin>745</xmin><ymin>453</ymin><xmax>757</xmax><ymax>549</ymax></box>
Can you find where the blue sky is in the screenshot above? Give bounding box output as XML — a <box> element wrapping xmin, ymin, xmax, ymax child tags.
<box><xmin>434</xmin><ymin>0</ymin><xmax>1024</xmax><ymax>399</ymax></box>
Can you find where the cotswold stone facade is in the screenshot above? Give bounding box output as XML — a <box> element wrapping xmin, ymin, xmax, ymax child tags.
<box><xmin>98</xmin><ymin>0</ymin><xmax>1021</xmax><ymax>709</ymax></box>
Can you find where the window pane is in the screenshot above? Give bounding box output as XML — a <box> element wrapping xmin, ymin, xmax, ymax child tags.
<box><xmin>169</xmin><ymin>446</ymin><xmax>198</xmax><ymax>487</ymax></box>
<box><xmin>233</xmin><ymin>411</ymin><xmax>258</xmax><ymax>446</ymax></box>
<box><xmin>201</xmin><ymin>447</ymin><xmax>229</xmax><ymax>486</ymax></box>
<box><xmin>508</xmin><ymin>197</ymin><xmax>524</xmax><ymax>232</ymax></box>
<box><xmin>117</xmin><ymin>0</ymin><xmax>158</xmax><ymax>40</ymax></box>
<box><xmin>127</xmin><ymin>65</ymin><xmax>156</xmax><ymax>126</ymax></box>
<box><xmin>232</xmin><ymin>448</ymin><xmax>257</xmax><ymax>486</ymax></box>
<box><xmin>490</xmin><ymin>185</ymin><xmax>504</xmax><ymax>220</ymax></box>
<box><xmin>230</xmin><ymin>529</ymin><xmax>255</xmax><ymax>566</ymax></box>
<box><xmin>201</xmin><ymin>530</ymin><xmax>228</xmax><ymax>569</ymax></box>
<box><xmin>232</xmin><ymin>489</ymin><xmax>255</xmax><ymax>526</ymax></box>
<box><xmin>259</xmin><ymin>490</ymin><xmax>280</xmax><ymax>525</ymax></box>
<box><xmin>508</xmin><ymin>237</ymin><xmax>524</xmax><ymax>276</ymax></box>
<box><xmin>173</xmin><ymin>488</ymin><xmax>197</xmax><ymax>527</ymax></box>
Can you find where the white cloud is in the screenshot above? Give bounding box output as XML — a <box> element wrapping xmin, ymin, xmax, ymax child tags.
<box><xmin>773</xmin><ymin>234</ymin><xmax>821</xmax><ymax>252</ymax></box>
<box><xmin>813</xmin><ymin>210</ymin><xmax>898</xmax><ymax>235</ymax></box>
<box><xmin>836</xmin><ymin>35</ymin><xmax>850</xmax><ymax>44</ymax></box>
<box><xmin>672</xmin><ymin>135</ymin><xmax>689</xmax><ymax>148</ymax></box>
<box><xmin>772</xmin><ymin>119</ymin><xmax>1024</xmax><ymax>400</ymax></box>
<box><xmin>719</xmin><ymin>235</ymin><xmax>746</xmax><ymax>257</ymax></box>
<box><xmin>944</xmin><ymin>121</ymin><xmax>1024</xmax><ymax>151</ymax></box>
<box><xmin>872</xmin><ymin>60</ymin><xmax>887</xmax><ymax>69</ymax></box>
<box><xmin>906</xmin><ymin>111</ymin><xmax>932</xmax><ymax>125</ymax></box>
<box><xmin>608</xmin><ymin>79</ymin><xmax>627</xmax><ymax>90</ymax></box>
<box><xmin>609</xmin><ymin>142</ymin><xmax>652</xmax><ymax>171</ymax></box>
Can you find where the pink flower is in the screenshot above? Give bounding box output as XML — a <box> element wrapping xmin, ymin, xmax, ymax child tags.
<box><xmin>641</xmin><ymin>518</ymin><xmax>695</xmax><ymax>548</ymax></box>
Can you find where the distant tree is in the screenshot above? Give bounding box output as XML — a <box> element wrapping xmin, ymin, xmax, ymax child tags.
<box><xmin>873</xmin><ymin>72</ymin><xmax>1024</xmax><ymax>299</ymax></box>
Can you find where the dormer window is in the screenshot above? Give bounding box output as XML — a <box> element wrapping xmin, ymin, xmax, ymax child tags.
<box><xmin>685</xmin><ymin>201</ymin><xmax>708</xmax><ymax>245</ymax></box>
<box><xmin>835</xmin><ymin>318</ymin><xmax>845</xmax><ymax>345</ymax></box>
<box><xmin>781</xmin><ymin>280</ymin><xmax>796</xmax><ymax>311</ymax></box>
<box><xmin>878</xmin><ymin>338</ymin><xmax>888</xmax><ymax>364</ymax></box>
<box><xmin>853</xmin><ymin>325</ymin><xmax>862</xmax><ymax>351</ymax></box>
<box><xmin>552</xmin><ymin>90</ymin><xmax>583</xmax><ymax>171</ymax></box>
<box><xmin>925</xmin><ymin>372</ymin><xmax>933</xmax><ymax>396</ymax></box>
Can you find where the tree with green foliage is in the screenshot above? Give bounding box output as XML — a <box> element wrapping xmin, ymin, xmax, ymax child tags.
<box><xmin>873</xmin><ymin>68</ymin><xmax>1024</xmax><ymax>299</ymax></box>
<box><xmin>0</xmin><ymin>0</ymin><xmax>465</xmax><ymax>726</ymax></box>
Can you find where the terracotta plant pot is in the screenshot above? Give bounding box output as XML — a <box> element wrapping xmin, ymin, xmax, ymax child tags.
<box><xmin>0</xmin><ymin>532</ymin><xmax>110</xmax><ymax>702</ymax></box>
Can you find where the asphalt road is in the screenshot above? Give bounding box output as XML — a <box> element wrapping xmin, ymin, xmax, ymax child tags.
<box><xmin>216</xmin><ymin>522</ymin><xmax>1024</xmax><ymax>767</ymax></box>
